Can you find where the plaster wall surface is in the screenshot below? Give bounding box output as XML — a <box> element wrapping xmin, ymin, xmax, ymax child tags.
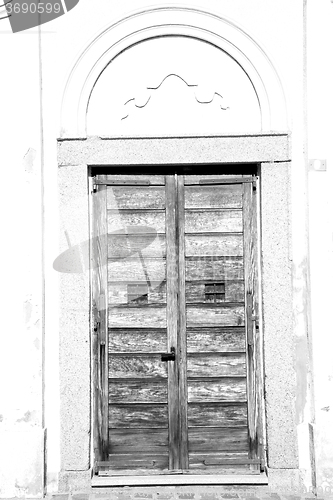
<box><xmin>0</xmin><ymin>33</ymin><xmax>44</xmax><ymax>498</ymax></box>
<box><xmin>307</xmin><ymin>0</ymin><xmax>333</xmax><ymax>488</ymax></box>
<box><xmin>0</xmin><ymin>0</ymin><xmax>326</xmax><ymax>495</ymax></box>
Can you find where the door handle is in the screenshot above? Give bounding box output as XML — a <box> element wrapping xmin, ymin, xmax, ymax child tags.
<box><xmin>161</xmin><ymin>347</ymin><xmax>175</xmax><ymax>362</ymax></box>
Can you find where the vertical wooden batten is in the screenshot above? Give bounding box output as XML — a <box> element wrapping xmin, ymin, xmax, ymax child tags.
<box><xmin>243</xmin><ymin>180</ymin><xmax>264</xmax><ymax>470</ymax></box>
<box><xmin>165</xmin><ymin>176</ymin><xmax>180</xmax><ymax>469</ymax></box>
<box><xmin>91</xmin><ymin>176</ymin><xmax>109</xmax><ymax>465</ymax></box>
<box><xmin>177</xmin><ymin>175</ymin><xmax>189</xmax><ymax>469</ymax></box>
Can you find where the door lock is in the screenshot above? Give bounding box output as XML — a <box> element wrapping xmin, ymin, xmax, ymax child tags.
<box><xmin>161</xmin><ymin>347</ymin><xmax>175</xmax><ymax>362</ymax></box>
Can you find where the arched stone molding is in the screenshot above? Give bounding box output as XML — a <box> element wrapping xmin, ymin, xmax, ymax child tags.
<box><xmin>60</xmin><ymin>6</ymin><xmax>288</xmax><ymax>138</ymax></box>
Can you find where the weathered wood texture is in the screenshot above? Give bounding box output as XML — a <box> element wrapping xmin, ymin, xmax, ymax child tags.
<box><xmin>99</xmin><ymin>455</ymin><xmax>169</xmax><ymax>471</ymax></box>
<box><xmin>187</xmin><ymin>378</ymin><xmax>247</xmax><ymax>403</ymax></box>
<box><xmin>185</xmin><ymin>211</ymin><xmax>243</xmax><ymax>233</ymax></box>
<box><xmin>108</xmin><ymin>282</ymin><xmax>166</xmax><ymax>306</ymax></box>
<box><xmin>107</xmin><ymin>186</ymin><xmax>166</xmax><ymax>209</ymax></box>
<box><xmin>92</xmin><ymin>179</ymin><xmax>109</xmax><ymax>462</ymax></box>
<box><xmin>178</xmin><ymin>175</ymin><xmax>189</xmax><ymax>469</ymax></box>
<box><xmin>187</xmin><ymin>354</ymin><xmax>246</xmax><ymax>377</ymax></box>
<box><xmin>108</xmin><ymin>210</ymin><xmax>166</xmax><ymax>233</ymax></box>
<box><xmin>185</xmin><ymin>185</ymin><xmax>243</xmax><ymax>209</ymax></box>
<box><xmin>109</xmin><ymin>355</ymin><xmax>168</xmax><ymax>379</ymax></box>
<box><xmin>109</xmin><ymin>380</ymin><xmax>167</xmax><ymax>404</ymax></box>
<box><xmin>188</xmin><ymin>427</ymin><xmax>248</xmax><ymax>452</ymax></box>
<box><xmin>185</xmin><ymin>234</ymin><xmax>243</xmax><ymax>257</ymax></box>
<box><xmin>109</xmin><ymin>307</ymin><xmax>167</xmax><ymax>328</ymax></box>
<box><xmin>109</xmin><ymin>404</ymin><xmax>168</xmax><ymax>428</ymax></box>
<box><xmin>165</xmin><ymin>175</ymin><xmax>180</xmax><ymax>470</ymax></box>
<box><xmin>108</xmin><ymin>258</ymin><xmax>166</xmax><ymax>282</ymax></box>
<box><xmin>109</xmin><ymin>429</ymin><xmax>168</xmax><ymax>453</ymax></box>
<box><xmin>186</xmin><ymin>257</ymin><xmax>244</xmax><ymax>281</ymax></box>
<box><xmin>108</xmin><ymin>234</ymin><xmax>166</xmax><ymax>259</ymax></box>
<box><xmin>186</xmin><ymin>305</ymin><xmax>245</xmax><ymax>327</ymax></box>
<box><xmin>109</xmin><ymin>329</ymin><xmax>167</xmax><ymax>353</ymax></box>
<box><xmin>187</xmin><ymin>403</ymin><xmax>247</xmax><ymax>427</ymax></box>
<box><xmin>102</xmin><ymin>175</ymin><xmax>165</xmax><ymax>185</ymax></box>
<box><xmin>186</xmin><ymin>282</ymin><xmax>244</xmax><ymax>303</ymax></box>
<box><xmin>187</xmin><ymin>328</ymin><xmax>246</xmax><ymax>352</ymax></box>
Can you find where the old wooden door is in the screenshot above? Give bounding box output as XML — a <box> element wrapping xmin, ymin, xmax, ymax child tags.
<box><xmin>91</xmin><ymin>172</ymin><xmax>264</xmax><ymax>477</ymax></box>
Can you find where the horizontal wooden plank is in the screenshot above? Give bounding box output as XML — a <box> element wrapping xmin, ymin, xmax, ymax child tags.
<box><xmin>187</xmin><ymin>354</ymin><xmax>246</xmax><ymax>378</ymax></box>
<box><xmin>100</xmin><ymin>175</ymin><xmax>165</xmax><ymax>185</ymax></box>
<box><xmin>188</xmin><ymin>427</ymin><xmax>248</xmax><ymax>452</ymax></box>
<box><xmin>185</xmin><ymin>185</ymin><xmax>243</xmax><ymax>209</ymax></box>
<box><xmin>187</xmin><ymin>328</ymin><xmax>246</xmax><ymax>353</ymax></box>
<box><xmin>109</xmin><ymin>380</ymin><xmax>167</xmax><ymax>403</ymax></box>
<box><xmin>107</xmin><ymin>186</ymin><xmax>165</xmax><ymax>210</ymax></box>
<box><xmin>188</xmin><ymin>378</ymin><xmax>247</xmax><ymax>402</ymax></box>
<box><xmin>184</xmin><ymin>175</ymin><xmax>252</xmax><ymax>185</ymax></box>
<box><xmin>109</xmin><ymin>355</ymin><xmax>168</xmax><ymax>379</ymax></box>
<box><xmin>185</xmin><ymin>211</ymin><xmax>243</xmax><ymax>234</ymax></box>
<box><xmin>109</xmin><ymin>404</ymin><xmax>168</xmax><ymax>428</ymax></box>
<box><xmin>187</xmin><ymin>305</ymin><xmax>245</xmax><ymax>327</ymax></box>
<box><xmin>108</xmin><ymin>210</ymin><xmax>165</xmax><ymax>234</ymax></box>
<box><xmin>108</xmin><ymin>258</ymin><xmax>166</xmax><ymax>282</ymax></box>
<box><xmin>108</xmin><ymin>234</ymin><xmax>166</xmax><ymax>259</ymax></box>
<box><xmin>186</xmin><ymin>282</ymin><xmax>244</xmax><ymax>304</ymax></box>
<box><xmin>92</xmin><ymin>474</ymin><xmax>269</xmax><ymax>486</ymax></box>
<box><xmin>109</xmin><ymin>307</ymin><xmax>166</xmax><ymax>328</ymax></box>
<box><xmin>185</xmin><ymin>235</ymin><xmax>243</xmax><ymax>257</ymax></box>
<box><xmin>188</xmin><ymin>403</ymin><xmax>247</xmax><ymax>427</ymax></box>
<box><xmin>186</xmin><ymin>257</ymin><xmax>244</xmax><ymax>281</ymax></box>
<box><xmin>109</xmin><ymin>282</ymin><xmax>166</xmax><ymax>306</ymax></box>
<box><xmin>109</xmin><ymin>329</ymin><xmax>167</xmax><ymax>353</ymax></box>
<box><xmin>98</xmin><ymin>454</ymin><xmax>168</xmax><ymax>471</ymax></box>
<box><xmin>109</xmin><ymin>429</ymin><xmax>168</xmax><ymax>453</ymax></box>
<box><xmin>189</xmin><ymin>452</ymin><xmax>250</xmax><ymax>474</ymax></box>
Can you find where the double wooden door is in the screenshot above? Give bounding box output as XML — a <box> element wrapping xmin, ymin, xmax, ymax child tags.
<box><xmin>91</xmin><ymin>172</ymin><xmax>264</xmax><ymax>477</ymax></box>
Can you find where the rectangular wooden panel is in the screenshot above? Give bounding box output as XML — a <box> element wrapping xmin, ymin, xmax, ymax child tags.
<box><xmin>108</xmin><ymin>210</ymin><xmax>166</xmax><ymax>233</ymax></box>
<box><xmin>99</xmin><ymin>454</ymin><xmax>169</xmax><ymax>471</ymax></box>
<box><xmin>109</xmin><ymin>355</ymin><xmax>168</xmax><ymax>379</ymax></box>
<box><xmin>186</xmin><ymin>257</ymin><xmax>244</xmax><ymax>281</ymax></box>
<box><xmin>187</xmin><ymin>328</ymin><xmax>246</xmax><ymax>353</ymax></box>
<box><xmin>91</xmin><ymin>180</ymin><xmax>109</xmax><ymax>462</ymax></box>
<box><xmin>185</xmin><ymin>282</ymin><xmax>244</xmax><ymax>304</ymax></box>
<box><xmin>188</xmin><ymin>378</ymin><xmax>247</xmax><ymax>402</ymax></box>
<box><xmin>187</xmin><ymin>354</ymin><xmax>246</xmax><ymax>378</ymax></box>
<box><xmin>107</xmin><ymin>186</ymin><xmax>165</xmax><ymax>210</ymax></box>
<box><xmin>185</xmin><ymin>185</ymin><xmax>243</xmax><ymax>209</ymax></box>
<box><xmin>109</xmin><ymin>307</ymin><xmax>167</xmax><ymax>328</ymax></box>
<box><xmin>188</xmin><ymin>427</ymin><xmax>248</xmax><ymax>452</ymax></box>
<box><xmin>109</xmin><ymin>380</ymin><xmax>167</xmax><ymax>403</ymax></box>
<box><xmin>109</xmin><ymin>404</ymin><xmax>168</xmax><ymax>428</ymax></box>
<box><xmin>108</xmin><ymin>258</ymin><xmax>166</xmax><ymax>282</ymax></box>
<box><xmin>188</xmin><ymin>403</ymin><xmax>247</xmax><ymax>427</ymax></box>
<box><xmin>102</xmin><ymin>175</ymin><xmax>165</xmax><ymax>185</ymax></box>
<box><xmin>109</xmin><ymin>329</ymin><xmax>167</xmax><ymax>353</ymax></box>
<box><xmin>108</xmin><ymin>282</ymin><xmax>166</xmax><ymax>306</ymax></box>
<box><xmin>188</xmin><ymin>452</ymin><xmax>249</xmax><ymax>469</ymax></box>
<box><xmin>108</xmin><ymin>234</ymin><xmax>166</xmax><ymax>259</ymax></box>
<box><xmin>185</xmin><ymin>211</ymin><xmax>243</xmax><ymax>233</ymax></box>
<box><xmin>186</xmin><ymin>305</ymin><xmax>245</xmax><ymax>327</ymax></box>
<box><xmin>185</xmin><ymin>235</ymin><xmax>243</xmax><ymax>257</ymax></box>
<box><xmin>109</xmin><ymin>429</ymin><xmax>168</xmax><ymax>453</ymax></box>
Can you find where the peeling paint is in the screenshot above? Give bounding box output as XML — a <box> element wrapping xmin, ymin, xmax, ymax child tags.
<box><xmin>296</xmin><ymin>335</ymin><xmax>309</xmax><ymax>424</ymax></box>
<box><xmin>17</xmin><ymin>410</ymin><xmax>33</xmax><ymax>423</ymax></box>
<box><xmin>23</xmin><ymin>148</ymin><xmax>37</xmax><ymax>174</ymax></box>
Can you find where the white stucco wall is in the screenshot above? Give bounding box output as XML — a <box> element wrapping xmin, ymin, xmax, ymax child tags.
<box><xmin>0</xmin><ymin>0</ymin><xmax>332</xmax><ymax>495</ymax></box>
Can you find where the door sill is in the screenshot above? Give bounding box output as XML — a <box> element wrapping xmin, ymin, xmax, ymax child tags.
<box><xmin>91</xmin><ymin>472</ymin><xmax>268</xmax><ymax>487</ymax></box>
